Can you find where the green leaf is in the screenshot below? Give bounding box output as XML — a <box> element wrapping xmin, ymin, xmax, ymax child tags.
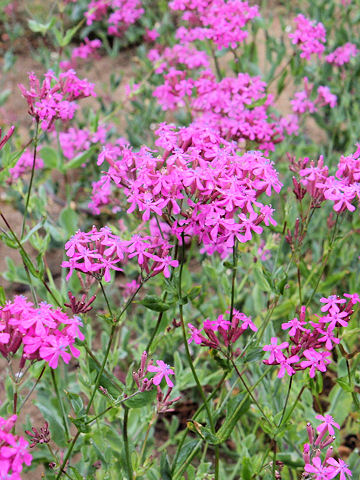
<box><xmin>242</xmin><ymin>347</ymin><xmax>264</xmax><ymax>363</ymax></box>
<box><xmin>140</xmin><ymin>295</ymin><xmax>170</xmax><ymax>312</ymax></box>
<box><xmin>64</xmin><ymin>146</ymin><xmax>96</xmax><ymax>171</ymax></box>
<box><xmin>187</xmin><ymin>421</ymin><xmax>219</xmax><ymax>444</ymax></box>
<box><xmin>59</xmin><ymin>207</ymin><xmax>79</xmax><ymax>238</ymax></box>
<box><xmin>61</xmin><ymin>23</ymin><xmax>83</xmax><ymax>47</ymax></box>
<box><xmin>39</xmin><ymin>146</ymin><xmax>59</xmax><ymax>169</ymax></box>
<box><xmin>173</xmin><ymin>439</ymin><xmax>200</xmax><ymax>471</ymax></box>
<box><xmin>241</xmin><ymin>457</ymin><xmax>252</xmax><ymax>480</ymax></box>
<box><xmin>276</xmin><ymin>69</ymin><xmax>288</xmax><ymax>96</ymax></box>
<box><xmin>253</xmin><ymin>264</ymin><xmax>272</xmax><ymax>293</ymax></box>
<box><xmin>65</xmin><ymin>391</ymin><xmax>85</xmax><ymax>416</ymax></box>
<box><xmin>69</xmin><ymin>414</ymin><xmax>91</xmax><ymax>433</ymax></box>
<box><xmin>68</xmin><ymin>467</ymin><xmax>84</xmax><ymax>480</ymax></box>
<box><xmin>216</xmin><ymin>394</ymin><xmax>251</xmax><ymax>443</ymax></box>
<box><xmin>0</xmin><ymin>89</ymin><xmax>11</xmax><ymax>106</ymax></box>
<box><xmin>247</xmin><ymin>95</ymin><xmax>267</xmax><ymax>110</ymax></box>
<box><xmin>0</xmin><ymin>144</ymin><xmax>26</xmax><ymax>183</ymax></box>
<box><xmin>160</xmin><ymin>453</ymin><xmax>172</xmax><ymax>480</ymax></box>
<box><xmin>0</xmin><ymin>287</ymin><xmax>5</xmax><ymax>306</ymax></box>
<box><xmin>22</xmin><ymin>219</ymin><xmax>46</xmax><ymax>245</ymax></box>
<box><xmin>123</xmin><ymin>389</ymin><xmax>156</xmax><ymax>409</ymax></box>
<box><xmin>336</xmin><ymin>376</ymin><xmax>354</xmax><ymax>393</ymax></box>
<box><xmin>88</xmin><ymin>357</ymin><xmax>123</xmax><ymax>397</ymax></box>
<box><xmin>28</xmin><ymin>17</ymin><xmax>56</xmax><ymax>35</ymax></box>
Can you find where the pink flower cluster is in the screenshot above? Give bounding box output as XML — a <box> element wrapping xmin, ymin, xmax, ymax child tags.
<box><xmin>294</xmin><ymin>144</ymin><xmax>360</xmax><ymax>213</ymax></box>
<box><xmin>8</xmin><ymin>149</ymin><xmax>44</xmax><ymax>183</ymax></box>
<box><xmin>302</xmin><ymin>418</ymin><xmax>352</xmax><ymax>479</ymax></box>
<box><xmin>0</xmin><ymin>296</ymin><xmax>83</xmax><ymax>369</ymax></box>
<box><xmin>147</xmin><ymin>43</ymin><xmax>210</xmax><ymax>75</ymax></box>
<box><xmin>291</xmin><ymin>77</ymin><xmax>337</xmax><ymax>115</ymax></box>
<box><xmin>60</xmin><ymin>37</ymin><xmax>102</xmax><ymax>70</ymax></box>
<box><xmin>18</xmin><ymin>70</ymin><xmax>96</xmax><ymax>131</ymax></box>
<box><xmin>61</xmin><ymin>226</ymin><xmax>179</xmax><ymax>282</ymax></box>
<box><xmin>169</xmin><ymin>0</ymin><xmax>259</xmax><ymax>49</ymax></box>
<box><xmin>188</xmin><ymin>308</ymin><xmax>257</xmax><ymax>349</ymax></box>
<box><xmin>263</xmin><ymin>294</ymin><xmax>358</xmax><ymax>378</ymax></box>
<box><xmin>85</xmin><ymin>0</ymin><xmax>144</xmax><ymax>37</ymax></box>
<box><xmin>132</xmin><ymin>352</ymin><xmax>179</xmax><ymax>412</ymax></box>
<box><xmin>326</xmin><ymin>43</ymin><xmax>358</xmax><ymax>67</ymax></box>
<box><xmin>59</xmin><ymin>124</ymin><xmax>108</xmax><ymax>159</ymax></box>
<box><xmin>91</xmin><ymin>122</ymin><xmax>281</xmax><ymax>257</ymax></box>
<box><xmin>0</xmin><ymin>415</ymin><xmax>32</xmax><ymax>479</ymax></box>
<box><xmin>289</xmin><ymin>14</ymin><xmax>326</xmax><ymax>60</ymax></box>
<box><xmin>153</xmin><ymin>69</ymin><xmax>297</xmax><ymax>152</ymax></box>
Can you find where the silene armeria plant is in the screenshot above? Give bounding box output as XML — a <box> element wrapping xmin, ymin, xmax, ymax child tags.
<box><xmin>0</xmin><ymin>0</ymin><xmax>359</xmax><ymax>479</ymax></box>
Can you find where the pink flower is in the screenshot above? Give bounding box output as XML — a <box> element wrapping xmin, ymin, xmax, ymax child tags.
<box><xmin>278</xmin><ymin>355</ymin><xmax>299</xmax><ymax>378</ymax></box>
<box><xmin>326</xmin><ymin>457</ymin><xmax>352</xmax><ymax>480</ymax></box>
<box><xmin>315</xmin><ymin>414</ymin><xmax>340</xmax><ymax>436</ymax></box>
<box><xmin>326</xmin><ymin>43</ymin><xmax>357</xmax><ymax>66</ymax></box>
<box><xmin>0</xmin><ymin>416</ymin><xmax>32</xmax><ymax>476</ymax></box>
<box><xmin>39</xmin><ymin>335</ymin><xmax>73</xmax><ymax>369</ymax></box>
<box><xmin>282</xmin><ymin>317</ymin><xmax>307</xmax><ymax>336</ymax></box>
<box><xmin>301</xmin><ymin>349</ymin><xmax>331</xmax><ymax>377</ymax></box>
<box><xmin>263</xmin><ymin>337</ymin><xmax>288</xmax><ymax>364</ymax></box>
<box><xmin>187</xmin><ymin>323</ymin><xmax>205</xmax><ymax>344</ymax></box>
<box><xmin>289</xmin><ymin>14</ymin><xmax>326</xmax><ymax>60</ymax></box>
<box><xmin>147</xmin><ymin>360</ymin><xmax>175</xmax><ymax>387</ymax></box>
<box><xmin>304</xmin><ymin>457</ymin><xmax>332</xmax><ymax>479</ymax></box>
<box><xmin>320</xmin><ymin>295</ymin><xmax>346</xmax><ymax>314</ymax></box>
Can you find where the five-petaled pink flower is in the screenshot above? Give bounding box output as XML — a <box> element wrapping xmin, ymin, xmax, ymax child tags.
<box><xmin>147</xmin><ymin>360</ymin><xmax>175</xmax><ymax>387</ymax></box>
<box><xmin>315</xmin><ymin>414</ymin><xmax>340</xmax><ymax>436</ymax></box>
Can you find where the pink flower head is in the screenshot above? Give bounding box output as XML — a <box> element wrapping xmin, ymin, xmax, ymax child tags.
<box><xmin>0</xmin><ymin>415</ymin><xmax>32</xmax><ymax>476</ymax></box>
<box><xmin>282</xmin><ymin>317</ymin><xmax>307</xmax><ymax>336</ymax></box>
<box><xmin>187</xmin><ymin>323</ymin><xmax>205</xmax><ymax>345</ymax></box>
<box><xmin>326</xmin><ymin>43</ymin><xmax>358</xmax><ymax>66</ymax></box>
<box><xmin>300</xmin><ymin>349</ymin><xmax>331</xmax><ymax>378</ymax></box>
<box><xmin>326</xmin><ymin>457</ymin><xmax>352</xmax><ymax>480</ymax></box>
<box><xmin>289</xmin><ymin>14</ymin><xmax>326</xmax><ymax>60</ymax></box>
<box><xmin>320</xmin><ymin>295</ymin><xmax>346</xmax><ymax>314</ymax></box>
<box><xmin>315</xmin><ymin>414</ymin><xmax>340</xmax><ymax>436</ymax></box>
<box><xmin>147</xmin><ymin>360</ymin><xmax>175</xmax><ymax>387</ymax></box>
<box><xmin>263</xmin><ymin>337</ymin><xmax>288</xmax><ymax>364</ymax></box>
<box><xmin>304</xmin><ymin>457</ymin><xmax>332</xmax><ymax>479</ymax></box>
<box><xmin>278</xmin><ymin>355</ymin><xmax>300</xmax><ymax>378</ymax></box>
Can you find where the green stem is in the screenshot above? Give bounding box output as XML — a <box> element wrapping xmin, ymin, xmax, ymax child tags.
<box><xmin>123</xmin><ymin>406</ymin><xmax>133</xmax><ymax>480</ymax></box>
<box><xmin>145</xmin><ymin>240</ymin><xmax>179</xmax><ymax>354</ymax></box>
<box><xmin>172</xmin><ymin>372</ymin><xmax>227</xmax><ymax>472</ymax></box>
<box><xmin>140</xmin><ymin>413</ymin><xmax>157</xmax><ymax>464</ymax></box>
<box><xmin>207</xmin><ymin>40</ymin><xmax>222</xmax><ymax>80</ymax></box>
<box><xmin>253</xmin><ymin>296</ymin><xmax>280</xmax><ymax>348</ymax></box>
<box><xmin>306</xmin><ymin>213</ymin><xmax>340</xmax><ymax>307</ymax></box>
<box><xmin>83</xmin><ymin>344</ymin><xmax>123</xmax><ymax>393</ymax></box>
<box><xmin>51</xmin><ymin>369</ymin><xmax>70</xmax><ymax>441</ymax></box>
<box><xmin>56</xmin><ymin>277</ymin><xmax>142</xmax><ymax>478</ymax></box>
<box><xmin>0</xmin><ymin>211</ymin><xmax>61</xmax><ymax>307</ymax></box>
<box><xmin>86</xmin><ymin>325</ymin><xmax>116</xmax><ymax>415</ymax></box>
<box><xmin>178</xmin><ymin>237</ymin><xmax>214</xmax><ymax>432</ymax></box>
<box><xmin>55</xmin><ymin>431</ymin><xmax>80</xmax><ymax>480</ymax></box>
<box><xmin>277</xmin><ymin>375</ymin><xmax>293</xmax><ymax>428</ymax></box>
<box><xmin>281</xmin><ymin>385</ymin><xmax>306</xmax><ymax>426</ymax></box>
<box><xmin>229</xmin><ymin>241</ymin><xmax>238</xmax><ymax>324</ymax></box>
<box><xmin>18</xmin><ymin>364</ymin><xmax>46</xmax><ymax>414</ymax></box>
<box><xmin>99</xmin><ymin>281</ymin><xmax>113</xmax><ymax>318</ymax></box>
<box><xmin>178</xmin><ymin>234</ymin><xmax>218</xmax><ymax>478</ymax></box>
<box><xmin>229</xmin><ymin>358</ymin><xmax>272</xmax><ymax>425</ymax></box>
<box><xmin>21</xmin><ymin>119</ymin><xmax>39</xmax><ymax>239</ymax></box>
